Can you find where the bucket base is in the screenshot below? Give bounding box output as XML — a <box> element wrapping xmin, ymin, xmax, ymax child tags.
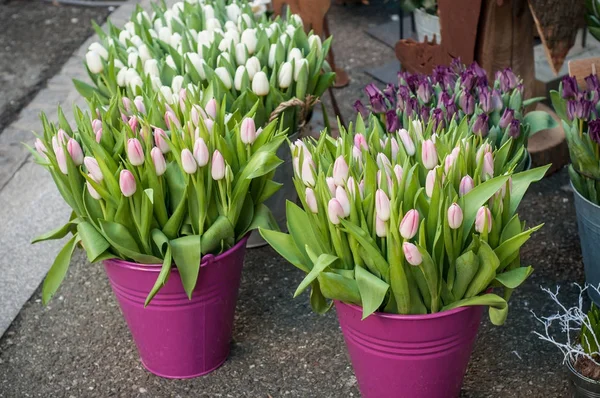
<box><xmin>140</xmin><ymin>353</ymin><xmax>228</xmax><ymax>379</ymax></box>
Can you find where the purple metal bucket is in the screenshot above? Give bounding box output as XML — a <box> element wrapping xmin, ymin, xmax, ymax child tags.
<box><xmin>103</xmin><ymin>236</ymin><xmax>248</xmax><ymax>379</ymax></box>
<box><xmin>335</xmin><ymin>300</ymin><xmax>484</xmax><ymax>398</ymax></box>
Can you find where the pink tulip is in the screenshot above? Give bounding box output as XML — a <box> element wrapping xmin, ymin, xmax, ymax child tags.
<box><xmin>447</xmin><ymin>203</ymin><xmax>463</xmax><ymax>229</ymax></box>
<box><xmin>165</xmin><ymin>110</ymin><xmax>181</xmax><ymax>130</ymax></box>
<box><xmin>84</xmin><ymin>156</ymin><xmax>103</xmax><ymax>181</ymax></box>
<box><xmin>205</xmin><ymin>98</ymin><xmax>218</xmax><ymax>119</ymax></box>
<box><xmin>95</xmin><ymin>128</ymin><xmax>103</xmax><ymax>143</ymax></box>
<box><xmin>127</xmin><ymin>138</ymin><xmax>145</xmax><ymax>166</ymax></box>
<box><xmin>57</xmin><ymin>129</ymin><xmax>70</xmax><ymax>144</ymax></box>
<box><xmin>482</xmin><ymin>152</ymin><xmax>494</xmax><ymax>179</ymax></box>
<box><xmin>301</xmin><ymin>157</ymin><xmax>315</xmax><ymax>186</ymax></box>
<box><xmin>375</xmin><ymin>216</ymin><xmax>387</xmax><ymax>238</ymax></box>
<box><xmin>377</xmin><ymin>170</ymin><xmax>393</xmax><ymax>191</ymax></box>
<box><xmin>399</xmin><ymin>209</ymin><xmax>419</xmax><ymax>239</ymax></box>
<box><xmin>475</xmin><ymin>206</ymin><xmax>492</xmax><ymax>233</ymax></box>
<box><xmin>347</xmin><ymin>176</ymin><xmax>357</xmax><ymax>198</ymax></box>
<box><xmin>154</xmin><ymin>128</ymin><xmax>170</xmax><ymax>154</ymax></box>
<box><xmin>352</xmin><ymin>146</ymin><xmax>362</xmax><ymax>163</ymax></box>
<box><xmin>66</xmin><ymin>139</ymin><xmax>84</xmax><ymax>166</ymax></box>
<box><xmin>55</xmin><ymin>147</ymin><xmax>68</xmax><ymax>175</ymax></box>
<box><xmin>151</xmin><ymin>147</ymin><xmax>166</xmax><ymax>176</ymax></box>
<box><xmin>204</xmin><ymin>119</ymin><xmax>214</xmax><ymax>134</ymax></box>
<box><xmin>191</xmin><ymin>104</ymin><xmax>207</xmax><ymax>126</ymax></box>
<box><xmin>181</xmin><ymin>148</ymin><xmax>198</xmax><ymax>174</ymax></box>
<box><xmin>377</xmin><ymin>153</ymin><xmax>392</xmax><ymax>172</ymax></box>
<box><xmin>421</xmin><ymin>139</ymin><xmax>437</xmax><ymax>169</ymax></box>
<box><xmin>333</xmin><ymin>156</ymin><xmax>349</xmax><ymax>186</ymax></box>
<box><xmin>359</xmin><ymin>180</ymin><xmax>365</xmax><ymax>199</ymax></box>
<box><xmin>394</xmin><ymin>164</ymin><xmax>403</xmax><ymax>185</ymax></box>
<box><xmin>211</xmin><ymin>150</ymin><xmax>225</xmax><ymax>180</ymax></box>
<box><xmin>122</xmin><ymin>97</ymin><xmax>133</xmax><ymax>113</ymax></box>
<box><xmin>128</xmin><ymin>116</ymin><xmax>139</xmax><ymax>132</ymax></box>
<box><xmin>119</xmin><ymin>170</ymin><xmax>136</xmax><ymax>197</ymax></box>
<box><xmin>34</xmin><ymin>138</ymin><xmax>47</xmax><ymax>157</ymax></box>
<box><xmin>86</xmin><ymin>176</ymin><xmax>102</xmax><ymax>200</ymax></box>
<box><xmin>398</xmin><ymin>129</ymin><xmax>415</xmax><ymax>156</ymax></box>
<box><xmin>134</xmin><ymin>96</ymin><xmax>146</xmax><ymax>114</ymax></box>
<box><xmin>391</xmin><ymin>137</ymin><xmax>399</xmax><ymax>161</ymax></box>
<box><xmin>327</xmin><ymin>198</ymin><xmax>345</xmax><ymax>225</ymax></box>
<box><xmin>403</xmin><ymin>242</ymin><xmax>423</xmax><ymax>266</ymax></box>
<box><xmin>459</xmin><ymin>175</ymin><xmax>474</xmax><ymax>196</ymax></box>
<box><xmin>425</xmin><ymin>169</ymin><xmax>436</xmax><ymax>197</ymax></box>
<box><xmin>326</xmin><ymin>177</ymin><xmax>336</xmax><ymax>197</ymax></box>
<box><xmin>305</xmin><ymin>187</ymin><xmax>318</xmax><ymax>214</ymax></box>
<box><xmin>336</xmin><ymin>186</ymin><xmax>351</xmax><ymax>217</ymax></box>
<box><xmin>451</xmin><ymin>146</ymin><xmax>461</xmax><ymax>159</ymax></box>
<box><xmin>194</xmin><ymin>138</ymin><xmax>210</xmax><ymax>167</ymax></box>
<box><xmin>91</xmin><ymin>119</ymin><xmax>102</xmax><ymax>134</ymax></box>
<box><xmin>375</xmin><ymin>189</ymin><xmax>390</xmax><ymax>222</ymax></box>
<box><xmin>178</xmin><ymin>88</ymin><xmax>187</xmax><ymax>109</ymax></box>
<box><xmin>444</xmin><ymin>154</ymin><xmax>456</xmax><ymax>175</ymax></box>
<box><xmin>240</xmin><ymin>118</ymin><xmax>256</xmax><ymax>145</ymax></box>
<box><xmin>354</xmin><ymin>134</ymin><xmax>368</xmax><ymax>150</ymax></box>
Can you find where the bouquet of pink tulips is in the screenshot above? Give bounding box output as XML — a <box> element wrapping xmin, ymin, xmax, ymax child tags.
<box><xmin>28</xmin><ymin>90</ymin><xmax>287</xmax><ymax>305</ymax></box>
<box><xmin>261</xmin><ymin>113</ymin><xmax>548</xmax><ymax>324</ymax></box>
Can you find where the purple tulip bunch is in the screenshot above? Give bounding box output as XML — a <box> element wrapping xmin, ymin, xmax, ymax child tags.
<box><xmin>261</xmin><ymin>112</ymin><xmax>548</xmax><ymax>323</ymax></box>
<box><xmin>29</xmin><ymin>90</ymin><xmax>287</xmax><ymax>304</ymax></box>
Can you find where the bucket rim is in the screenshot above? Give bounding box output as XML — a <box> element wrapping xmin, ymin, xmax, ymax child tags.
<box><xmin>567</xmin><ymin>357</ymin><xmax>600</xmax><ymax>387</ymax></box>
<box><xmin>103</xmin><ymin>234</ymin><xmax>249</xmax><ymax>272</ymax></box>
<box><xmin>571</xmin><ymin>181</ymin><xmax>600</xmax><ymax>211</ymax></box>
<box><xmin>334</xmin><ymin>299</ymin><xmax>484</xmax><ymax>321</ymax></box>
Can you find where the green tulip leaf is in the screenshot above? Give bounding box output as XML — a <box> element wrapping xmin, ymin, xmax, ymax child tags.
<box><xmin>460</xmin><ymin>175</ymin><xmax>510</xmax><ymax>240</ymax></box>
<box><xmin>170</xmin><ymin>235</ymin><xmax>202</xmax><ymax>299</ymax></box>
<box><xmin>42</xmin><ymin>235</ymin><xmax>80</xmax><ymax>305</ymax></box>
<box><xmin>99</xmin><ymin>220</ymin><xmax>162</xmax><ymax>264</ymax></box>
<box><xmin>77</xmin><ymin>221</ymin><xmax>110</xmax><ymax>263</ymax></box>
<box><xmin>259</xmin><ymin>227</ymin><xmax>309</xmax><ymax>273</ymax></box>
<box><xmin>317</xmin><ymin>271</ymin><xmax>362</xmax><ymax>305</ymax></box>
<box><xmin>355</xmin><ymin>264</ymin><xmax>389</xmax><ymax>319</ymax></box>
<box><xmin>495</xmin><ymin>265</ymin><xmax>533</xmax><ymax>289</ymax></box>
<box><xmin>145</xmin><ymin>246</ymin><xmax>173</xmax><ymax>307</ymax></box>
<box><xmin>524</xmin><ymin>110</ymin><xmax>558</xmax><ymax>135</ymax></box>
<box><xmin>294</xmin><ymin>253</ymin><xmax>338</xmax><ymax>297</ymax></box>
<box><xmin>309</xmin><ymin>280</ymin><xmax>332</xmax><ymax>314</ymax></box>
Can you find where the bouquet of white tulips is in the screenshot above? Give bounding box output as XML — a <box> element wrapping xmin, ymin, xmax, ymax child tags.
<box><xmin>28</xmin><ymin>88</ymin><xmax>287</xmax><ymax>305</ymax></box>
<box><xmin>260</xmin><ymin>113</ymin><xmax>549</xmax><ymax>324</ymax></box>
<box><xmin>78</xmin><ymin>0</ymin><xmax>335</xmax><ymax>134</ymax></box>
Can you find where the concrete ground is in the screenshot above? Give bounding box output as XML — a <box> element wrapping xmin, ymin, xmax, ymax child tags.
<box><xmin>0</xmin><ymin>0</ymin><xmax>582</xmax><ymax>397</ymax></box>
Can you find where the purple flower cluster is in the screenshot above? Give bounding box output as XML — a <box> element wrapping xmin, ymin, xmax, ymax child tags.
<box><xmin>354</xmin><ymin>59</ymin><xmax>525</xmax><ymax>139</ymax></box>
<box><xmin>562</xmin><ymin>75</ymin><xmax>599</xmax><ymax>122</ymax></box>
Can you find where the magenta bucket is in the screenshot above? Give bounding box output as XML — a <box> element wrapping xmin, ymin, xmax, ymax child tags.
<box><xmin>103</xmin><ymin>236</ymin><xmax>248</xmax><ymax>379</ymax></box>
<box><xmin>335</xmin><ymin>301</ymin><xmax>484</xmax><ymax>398</ymax></box>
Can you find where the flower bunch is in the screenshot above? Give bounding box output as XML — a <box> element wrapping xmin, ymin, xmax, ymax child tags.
<box><xmin>260</xmin><ymin>113</ymin><xmax>548</xmax><ymax>324</ymax></box>
<box><xmin>551</xmin><ymin>75</ymin><xmax>600</xmax><ymax>205</ymax></box>
<box><xmin>78</xmin><ymin>0</ymin><xmax>334</xmax><ymax>133</ymax></box>
<box><xmin>354</xmin><ymin>59</ymin><xmax>555</xmax><ymax>169</ymax></box>
<box><xmin>28</xmin><ymin>90</ymin><xmax>287</xmax><ymax>305</ymax></box>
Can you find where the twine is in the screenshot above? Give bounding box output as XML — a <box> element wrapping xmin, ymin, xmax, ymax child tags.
<box><xmin>268</xmin><ymin>95</ymin><xmax>320</xmax><ymax>135</ymax></box>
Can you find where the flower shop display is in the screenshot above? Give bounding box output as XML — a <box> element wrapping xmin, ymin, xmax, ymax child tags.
<box><xmin>534</xmin><ymin>284</ymin><xmax>600</xmax><ymax>397</ymax></box>
<box><xmin>78</xmin><ymin>0</ymin><xmax>335</xmax><ymax>247</ymax></box>
<box><xmin>28</xmin><ymin>90</ymin><xmax>287</xmax><ymax>378</ymax></box>
<box><xmin>260</xmin><ymin>112</ymin><xmax>549</xmax><ymax>397</ymax></box>
<box><xmin>354</xmin><ymin>59</ymin><xmax>557</xmax><ymax>171</ymax></box>
<box><xmin>400</xmin><ymin>0</ymin><xmax>440</xmax><ymax>43</ymax></box>
<box><xmin>551</xmin><ymin>74</ymin><xmax>600</xmax><ymax>305</ymax></box>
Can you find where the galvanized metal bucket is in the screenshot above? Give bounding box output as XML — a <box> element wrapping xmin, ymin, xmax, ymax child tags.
<box><xmin>247</xmin><ymin>132</ymin><xmax>298</xmax><ymax>248</ymax></box>
<box><xmin>572</xmin><ymin>183</ymin><xmax>600</xmax><ymax>306</ymax></box>
<box><xmin>413</xmin><ymin>8</ymin><xmax>441</xmax><ymax>43</ymax></box>
<box><xmin>568</xmin><ymin>359</ymin><xmax>600</xmax><ymax>398</ymax></box>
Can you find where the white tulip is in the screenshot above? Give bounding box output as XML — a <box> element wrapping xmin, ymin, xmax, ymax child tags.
<box><xmin>130</xmin><ymin>76</ymin><xmax>143</xmax><ymax>92</ymax></box>
<box><xmin>197</xmin><ymin>31</ymin><xmax>212</xmax><ymax>51</ymax></box>
<box><xmin>241</xmin><ymin>29</ymin><xmax>257</xmax><ymax>54</ymax></box>
<box><xmin>153</xmin><ymin>18</ymin><xmax>163</xmax><ymax>31</ymax></box>
<box><xmin>226</xmin><ymin>4</ymin><xmax>241</xmax><ymax>21</ymax></box>
<box><xmin>268</xmin><ymin>43</ymin><xmax>277</xmax><ymax>68</ymax></box>
<box><xmin>151</xmin><ymin>76</ymin><xmax>162</xmax><ymax>91</ymax></box>
<box><xmin>294</xmin><ymin>58</ymin><xmax>308</xmax><ymax>81</ymax></box>
<box><xmin>245</xmin><ymin>56</ymin><xmax>261</xmax><ymax>80</ymax></box>
<box><xmin>166</xmin><ymin>55</ymin><xmax>177</xmax><ymax>70</ymax></box>
<box><xmin>127</xmin><ymin>52</ymin><xmax>139</xmax><ymax>68</ymax></box>
<box><xmin>292</xmin><ymin>14</ymin><xmax>303</xmax><ymax>27</ymax></box>
<box><xmin>217</xmin><ymin>52</ymin><xmax>231</xmax><ymax>65</ymax></box>
<box><xmin>172</xmin><ymin>75</ymin><xmax>184</xmax><ymax>93</ymax></box>
<box><xmin>124</xmin><ymin>21</ymin><xmax>136</xmax><ymax>36</ymax></box>
<box><xmin>215</xmin><ymin>67</ymin><xmax>232</xmax><ymax>89</ymax></box>
<box><xmin>203</xmin><ymin>4</ymin><xmax>215</xmax><ymax>20</ymax></box>
<box><xmin>130</xmin><ymin>35</ymin><xmax>143</xmax><ymax>48</ymax></box>
<box><xmin>308</xmin><ymin>35</ymin><xmax>322</xmax><ymax>53</ymax></box>
<box><xmin>159</xmin><ymin>26</ymin><xmax>172</xmax><ymax>43</ymax></box>
<box><xmin>88</xmin><ymin>42</ymin><xmax>108</xmax><ymax>60</ymax></box>
<box><xmin>86</xmin><ymin>51</ymin><xmax>103</xmax><ymax>74</ymax></box>
<box><xmin>136</xmin><ymin>11</ymin><xmax>150</xmax><ymax>24</ymax></box>
<box><xmin>252</xmin><ymin>71</ymin><xmax>270</xmax><ymax>96</ymax></box>
<box><xmin>118</xmin><ymin>30</ymin><xmax>131</xmax><ymax>44</ymax></box>
<box><xmin>234</xmin><ymin>65</ymin><xmax>246</xmax><ymax>90</ymax></box>
<box><xmin>144</xmin><ymin>59</ymin><xmax>159</xmax><ymax>77</ymax></box>
<box><xmin>265</xmin><ymin>27</ymin><xmax>274</xmax><ymax>38</ymax></box>
<box><xmin>278</xmin><ymin>62</ymin><xmax>293</xmax><ymax>89</ymax></box>
<box><xmin>170</xmin><ymin>32</ymin><xmax>182</xmax><ymax>48</ymax></box>
<box><xmin>235</xmin><ymin>43</ymin><xmax>248</xmax><ymax>66</ymax></box>
<box><xmin>160</xmin><ymin>86</ymin><xmax>173</xmax><ymax>101</ymax></box>
<box><xmin>238</xmin><ymin>14</ymin><xmax>253</xmax><ymax>29</ymax></box>
<box><xmin>286</xmin><ymin>25</ymin><xmax>296</xmax><ymax>38</ymax></box>
<box><xmin>172</xmin><ymin>1</ymin><xmax>184</xmax><ymax>13</ymax></box>
<box><xmin>114</xmin><ymin>59</ymin><xmax>125</xmax><ymax>69</ymax></box>
<box><xmin>225</xmin><ymin>21</ymin><xmax>238</xmax><ymax>32</ymax></box>
<box><xmin>206</xmin><ymin>18</ymin><xmax>221</xmax><ymax>32</ymax></box>
<box><xmin>186</xmin><ymin>53</ymin><xmax>206</xmax><ymax>79</ymax></box>
<box><xmin>279</xmin><ymin>34</ymin><xmax>288</xmax><ymax>47</ymax></box>
<box><xmin>148</xmin><ymin>28</ymin><xmax>158</xmax><ymax>38</ymax></box>
<box><xmin>138</xmin><ymin>44</ymin><xmax>151</xmax><ymax>63</ymax></box>
<box><xmin>116</xmin><ymin>68</ymin><xmax>127</xmax><ymax>87</ymax></box>
<box><xmin>219</xmin><ymin>30</ymin><xmax>239</xmax><ymax>52</ymax></box>
<box><xmin>288</xmin><ymin>47</ymin><xmax>303</xmax><ymax>62</ymax></box>
<box><xmin>125</xmin><ymin>68</ymin><xmax>140</xmax><ymax>85</ymax></box>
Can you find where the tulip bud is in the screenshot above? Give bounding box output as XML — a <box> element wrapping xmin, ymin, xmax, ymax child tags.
<box><xmin>328</xmin><ymin>198</ymin><xmax>345</xmax><ymax>225</ymax></box>
<box><xmin>240</xmin><ymin>29</ymin><xmax>257</xmax><ymax>54</ymax></box>
<box><xmin>306</xmin><ymin>187</ymin><xmax>318</xmax><ymax>213</ymax></box>
<box><xmin>240</xmin><ymin>118</ymin><xmax>257</xmax><ymax>145</ymax></box>
<box><xmin>226</xmin><ymin>3</ymin><xmax>241</xmax><ymax>21</ymax></box>
<box><xmin>204</xmin><ymin>119</ymin><xmax>214</xmax><ymax>134</ymax></box>
<box><xmin>127</xmin><ymin>138</ymin><xmax>145</xmax><ymax>166</ymax></box>
<box><xmin>66</xmin><ymin>138</ymin><xmax>83</xmax><ymax>166</ymax></box>
<box><xmin>35</xmin><ymin>138</ymin><xmax>48</xmax><ymax>158</ymax></box>
<box><xmin>375</xmin><ymin>189</ymin><xmax>391</xmax><ymax>222</ymax></box>
<box><xmin>55</xmin><ymin>147</ymin><xmax>68</xmax><ymax>175</ymax></box>
<box><xmin>89</xmin><ymin>42</ymin><xmax>108</xmax><ymax>60</ymax></box>
<box><xmin>301</xmin><ymin>157</ymin><xmax>315</xmax><ymax>186</ymax></box>
<box><xmin>398</xmin><ymin>129</ymin><xmax>415</xmax><ymax>156</ymax></box>
<box><xmin>333</xmin><ymin>156</ymin><xmax>349</xmax><ymax>186</ymax></box>
<box><xmin>192</xmin><ymin>137</ymin><xmax>210</xmax><ymax>167</ymax></box>
<box><xmin>308</xmin><ymin>34</ymin><xmax>322</xmax><ymax>53</ymax></box>
<box><xmin>288</xmin><ymin>47</ymin><xmax>303</xmax><ymax>62</ymax></box>
<box><xmin>95</xmin><ymin>128</ymin><xmax>103</xmax><ymax>143</ymax></box>
<box><xmin>128</xmin><ymin>116</ymin><xmax>139</xmax><ymax>133</ymax></box>
<box><xmin>425</xmin><ymin>169</ymin><xmax>436</xmax><ymax>197</ymax></box>
<box><xmin>421</xmin><ymin>139</ymin><xmax>437</xmax><ymax>169</ymax></box>
<box><xmin>391</xmin><ymin>137</ymin><xmax>399</xmax><ymax>161</ymax></box>
<box><xmin>87</xmin><ymin>177</ymin><xmax>102</xmax><ymax>200</ymax></box>
<box><xmin>326</xmin><ymin>177</ymin><xmax>336</xmax><ymax>197</ymax></box>
<box><xmin>377</xmin><ymin>153</ymin><xmax>392</xmax><ymax>173</ymax></box>
<box><xmin>399</xmin><ymin>209</ymin><xmax>419</xmax><ymax>239</ymax></box>
<box><xmin>165</xmin><ymin>109</ymin><xmax>181</xmax><ymax>130</ymax></box>
<box><xmin>447</xmin><ymin>203</ymin><xmax>463</xmax><ymax>230</ymax></box>
<box><xmin>119</xmin><ymin>170</ymin><xmax>136</xmax><ymax>197</ymax></box>
<box><xmin>234</xmin><ymin>65</ymin><xmax>246</xmax><ymax>91</ymax></box>
<box><xmin>354</xmin><ymin>134</ymin><xmax>368</xmax><ymax>151</ymax></box>
<box><xmin>205</xmin><ymin>98</ymin><xmax>218</xmax><ymax>119</ymax></box>
<box><xmin>245</xmin><ymin>56</ymin><xmax>261</xmax><ymax>80</ymax></box>
<box><xmin>181</xmin><ymin>148</ymin><xmax>197</xmax><ymax>174</ymax></box>
<box><xmin>394</xmin><ymin>164</ymin><xmax>403</xmax><ymax>185</ymax></box>
<box><xmin>336</xmin><ymin>186</ymin><xmax>351</xmax><ymax>217</ymax></box>
<box><xmin>375</xmin><ymin>216</ymin><xmax>387</xmax><ymax>238</ymax></box>
<box><xmin>151</xmin><ymin>147</ymin><xmax>167</xmax><ymax>176</ymax></box>
<box><xmin>475</xmin><ymin>206</ymin><xmax>492</xmax><ymax>233</ymax></box>
<box><xmin>459</xmin><ymin>175</ymin><xmax>474</xmax><ymax>196</ymax></box>
<box><xmin>278</xmin><ymin>62</ymin><xmax>293</xmax><ymax>89</ymax></box>
<box><xmin>171</xmin><ymin>75</ymin><xmax>184</xmax><ymax>94</ymax></box>
<box><xmin>86</xmin><ymin>51</ymin><xmax>103</xmax><ymax>74</ymax></box>
<box><xmin>154</xmin><ymin>128</ymin><xmax>170</xmax><ymax>154</ymax></box>
<box><xmin>268</xmin><ymin>43</ymin><xmax>277</xmax><ymax>68</ymax></box>
<box><xmin>215</xmin><ymin>67</ymin><xmax>232</xmax><ymax>90</ymax></box>
<box><xmin>91</xmin><ymin>119</ymin><xmax>102</xmax><ymax>134</ymax></box>
<box><xmin>84</xmin><ymin>156</ymin><xmax>103</xmax><ymax>181</ymax></box>
<box><xmin>444</xmin><ymin>154</ymin><xmax>456</xmax><ymax>175</ymax></box>
<box><xmin>294</xmin><ymin>59</ymin><xmax>308</xmax><ymax>82</ymax></box>
<box><xmin>57</xmin><ymin>129</ymin><xmax>70</xmax><ymax>144</ymax></box>
<box><xmin>252</xmin><ymin>71</ymin><xmax>270</xmax><ymax>96</ymax></box>
<box><xmin>211</xmin><ymin>150</ymin><xmax>225</xmax><ymax>180</ymax></box>
<box><xmin>403</xmin><ymin>242</ymin><xmax>423</xmax><ymax>266</ymax></box>
<box><xmin>352</xmin><ymin>146</ymin><xmax>362</xmax><ymax>163</ymax></box>
<box><xmin>482</xmin><ymin>152</ymin><xmax>494</xmax><ymax>179</ymax></box>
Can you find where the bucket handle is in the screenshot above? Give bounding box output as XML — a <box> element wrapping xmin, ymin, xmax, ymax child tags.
<box><xmin>201</xmin><ymin>253</ymin><xmax>216</xmax><ymax>267</ymax></box>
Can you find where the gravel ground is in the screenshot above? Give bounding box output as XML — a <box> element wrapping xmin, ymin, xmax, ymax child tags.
<box><xmin>0</xmin><ymin>0</ymin><xmax>585</xmax><ymax>397</ymax></box>
<box><xmin>0</xmin><ymin>0</ymin><xmax>111</xmax><ymax>133</ymax></box>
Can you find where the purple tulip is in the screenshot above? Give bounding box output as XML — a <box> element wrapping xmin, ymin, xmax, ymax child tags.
<box><xmin>508</xmin><ymin>119</ymin><xmax>521</xmax><ymax>138</ymax></box>
<box><xmin>479</xmin><ymin>87</ymin><xmax>492</xmax><ymax>113</ymax></box>
<box><xmin>589</xmin><ymin>119</ymin><xmax>600</xmax><ymax>144</ymax></box>
<box><xmin>420</xmin><ymin>105</ymin><xmax>431</xmax><ymax>124</ymax></box>
<box><xmin>432</xmin><ymin>65</ymin><xmax>455</xmax><ymax>88</ymax></box>
<box><xmin>451</xmin><ymin>57</ymin><xmax>465</xmax><ymax>73</ymax></box>
<box><xmin>397</xmin><ymin>86</ymin><xmax>410</xmax><ymax>112</ymax></box>
<box><xmin>580</xmin><ymin>99</ymin><xmax>595</xmax><ymax>120</ymax></box>
<box><xmin>432</xmin><ymin>108</ymin><xmax>445</xmax><ymax>132</ymax></box>
<box><xmin>473</xmin><ymin>113</ymin><xmax>489</xmax><ymax>136</ymax></box>
<box><xmin>562</xmin><ymin>75</ymin><xmax>579</xmax><ymax>99</ymax></box>
<box><xmin>499</xmin><ymin>108</ymin><xmax>514</xmax><ymax>129</ymax></box>
<box><xmin>497</xmin><ymin>68</ymin><xmax>519</xmax><ymax>92</ymax></box>
<box><xmin>405</xmin><ymin>74</ymin><xmax>420</xmax><ymax>92</ymax></box>
<box><xmin>459</xmin><ymin>92</ymin><xmax>475</xmax><ymax>115</ymax></box>
<box><xmin>470</xmin><ymin>62</ymin><xmax>488</xmax><ymax>82</ymax></box>
<box><xmin>460</xmin><ymin>69</ymin><xmax>477</xmax><ymax>91</ymax></box>
<box><xmin>383</xmin><ymin>110</ymin><xmax>399</xmax><ymax>132</ymax></box>
<box><xmin>353</xmin><ymin>100</ymin><xmax>369</xmax><ymax>119</ymax></box>
<box><xmin>416</xmin><ymin>78</ymin><xmax>432</xmax><ymax>103</ymax></box>
<box><xmin>441</xmin><ymin>92</ymin><xmax>458</xmax><ymax>117</ymax></box>
<box><xmin>491</xmin><ymin>89</ymin><xmax>503</xmax><ymax>111</ymax></box>
<box><xmin>383</xmin><ymin>84</ymin><xmax>397</xmax><ymax>105</ymax></box>
<box><xmin>406</xmin><ymin>98</ymin><xmax>419</xmax><ymax>119</ymax></box>
<box><xmin>567</xmin><ymin>99</ymin><xmax>577</xmax><ymax>121</ymax></box>
<box><xmin>365</xmin><ymin>83</ymin><xmax>388</xmax><ymax>113</ymax></box>
<box><xmin>586</xmin><ymin>74</ymin><xmax>600</xmax><ymax>92</ymax></box>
